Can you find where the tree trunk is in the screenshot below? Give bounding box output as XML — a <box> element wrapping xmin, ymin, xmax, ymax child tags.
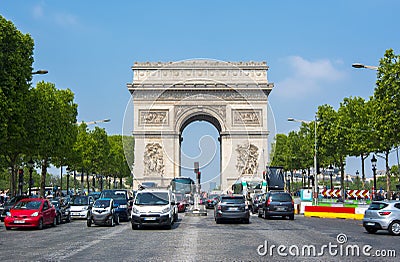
<box><xmin>340</xmin><ymin>157</ymin><xmax>345</xmax><ymax>200</ymax></box>
<box><xmin>386</xmin><ymin>150</ymin><xmax>391</xmax><ymax>199</ymax></box>
<box><xmin>361</xmin><ymin>153</ymin><xmax>367</xmax><ymax>188</ymax></box>
<box><xmin>40</xmin><ymin>158</ymin><xmax>48</xmax><ymax>198</ymax></box>
<box><xmin>119</xmin><ymin>176</ymin><xmax>123</xmax><ymax>189</ymax></box>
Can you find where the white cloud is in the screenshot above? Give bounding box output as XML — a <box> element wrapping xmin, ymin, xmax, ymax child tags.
<box><xmin>31</xmin><ymin>4</ymin><xmax>78</xmax><ymax>27</ymax></box>
<box><xmin>32</xmin><ymin>5</ymin><xmax>44</xmax><ymax>19</ymax></box>
<box><xmin>273</xmin><ymin>56</ymin><xmax>346</xmax><ymax>99</ymax></box>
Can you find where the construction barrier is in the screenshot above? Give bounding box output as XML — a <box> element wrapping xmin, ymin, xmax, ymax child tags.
<box><xmin>304</xmin><ymin>206</ymin><xmax>366</xmax><ymax>220</ymax></box>
<box><xmin>320</xmin><ymin>189</ymin><xmax>370</xmax><ymax>199</ymax></box>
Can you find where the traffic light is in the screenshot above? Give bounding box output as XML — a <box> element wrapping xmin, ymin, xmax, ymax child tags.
<box><xmin>196</xmin><ymin>171</ymin><xmax>201</xmax><ymax>181</ymax></box>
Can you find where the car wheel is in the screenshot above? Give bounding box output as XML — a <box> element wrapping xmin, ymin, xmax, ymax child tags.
<box><xmin>174</xmin><ymin>212</ymin><xmax>178</xmax><ymax>222</ymax></box>
<box><xmin>66</xmin><ymin>215</ymin><xmax>71</xmax><ymax>223</ymax></box>
<box><xmin>289</xmin><ymin>214</ymin><xmax>294</xmax><ymax>220</ymax></box>
<box><xmin>38</xmin><ymin>219</ymin><xmax>43</xmax><ymax>230</ymax></box>
<box><xmin>243</xmin><ymin>218</ymin><xmax>250</xmax><ymax>224</ymax></box>
<box><xmin>5</xmin><ymin>226</ymin><xmax>11</xmax><ymax>230</ymax></box>
<box><xmin>87</xmin><ymin>219</ymin><xmax>92</xmax><ymax>227</ymax></box>
<box><xmin>115</xmin><ymin>215</ymin><xmax>120</xmax><ymax>225</ymax></box>
<box><xmin>131</xmin><ymin>223</ymin><xmax>138</xmax><ymax>230</ymax></box>
<box><xmin>56</xmin><ymin>214</ymin><xmax>61</xmax><ymax>225</ymax></box>
<box><xmin>52</xmin><ymin>216</ymin><xmax>57</xmax><ymax>227</ymax></box>
<box><xmin>388</xmin><ymin>221</ymin><xmax>400</xmax><ymax>236</ymax></box>
<box><xmin>263</xmin><ymin>210</ymin><xmax>268</xmax><ymax>219</ymax></box>
<box><xmin>365</xmin><ymin>227</ymin><xmax>377</xmax><ymax>234</ymax></box>
<box><xmin>111</xmin><ymin>217</ymin><xmax>115</xmax><ymax>227</ymax></box>
<box><xmin>216</xmin><ymin>218</ymin><xmax>221</xmax><ymax>224</ymax></box>
<box><xmin>258</xmin><ymin>211</ymin><xmax>262</xmax><ymax>218</ymax></box>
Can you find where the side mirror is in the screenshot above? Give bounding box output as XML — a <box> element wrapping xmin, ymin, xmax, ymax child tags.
<box><xmin>113</xmin><ymin>203</ymin><xmax>119</xmax><ymax>208</ymax></box>
<box><xmin>171</xmin><ymin>201</ymin><xmax>176</xmax><ymax>206</ymax></box>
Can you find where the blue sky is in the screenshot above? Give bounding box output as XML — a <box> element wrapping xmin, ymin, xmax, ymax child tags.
<box><xmin>2</xmin><ymin>1</ymin><xmax>400</xmax><ymax>187</ymax></box>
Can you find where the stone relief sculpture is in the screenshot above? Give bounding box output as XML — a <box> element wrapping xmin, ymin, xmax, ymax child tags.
<box><xmin>236</xmin><ymin>143</ymin><xmax>259</xmax><ymax>175</ymax></box>
<box><xmin>233</xmin><ymin>110</ymin><xmax>261</xmax><ymax>125</ymax></box>
<box><xmin>143</xmin><ymin>143</ymin><xmax>165</xmax><ymax>176</ymax></box>
<box><xmin>139</xmin><ymin>110</ymin><xmax>167</xmax><ymax>125</ymax></box>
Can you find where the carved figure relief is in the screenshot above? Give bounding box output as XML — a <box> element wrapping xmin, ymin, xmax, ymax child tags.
<box><xmin>236</xmin><ymin>143</ymin><xmax>259</xmax><ymax>175</ymax></box>
<box><xmin>139</xmin><ymin>110</ymin><xmax>168</xmax><ymax>125</ymax></box>
<box><xmin>144</xmin><ymin>143</ymin><xmax>165</xmax><ymax>176</ymax></box>
<box><xmin>233</xmin><ymin>109</ymin><xmax>261</xmax><ymax>126</ymax></box>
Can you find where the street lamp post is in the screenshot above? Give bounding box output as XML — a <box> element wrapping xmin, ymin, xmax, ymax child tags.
<box><xmin>78</xmin><ymin>119</ymin><xmax>111</xmax><ymax>125</ymax></box>
<box><xmin>66</xmin><ymin>166</ymin><xmax>71</xmax><ymax>196</ymax></box>
<box><xmin>27</xmin><ymin>159</ymin><xmax>34</xmax><ymax>196</ymax></box>
<box><xmin>288</xmin><ymin>115</ymin><xmax>319</xmax><ymax>204</ymax></box>
<box><xmin>356</xmin><ymin>170</ymin><xmax>359</xmax><ymax>189</ymax></box>
<box><xmin>327</xmin><ymin>164</ymin><xmax>334</xmax><ymax>190</ymax></box>
<box><xmin>371</xmin><ymin>154</ymin><xmax>377</xmax><ymax>200</ymax></box>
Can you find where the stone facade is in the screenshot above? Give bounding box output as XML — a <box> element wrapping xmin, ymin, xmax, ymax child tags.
<box><xmin>127</xmin><ymin>59</ymin><xmax>273</xmax><ymax>191</ymax></box>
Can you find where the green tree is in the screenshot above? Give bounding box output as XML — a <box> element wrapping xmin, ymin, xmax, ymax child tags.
<box><xmin>28</xmin><ymin>81</ymin><xmax>77</xmax><ymax>197</ymax></box>
<box><xmin>373</xmin><ymin>49</ymin><xmax>400</xmax><ymax>198</ymax></box>
<box><xmin>0</xmin><ymin>15</ymin><xmax>34</xmax><ymax>196</ymax></box>
<box><xmin>108</xmin><ymin>135</ymin><xmax>131</xmax><ymax>188</ymax></box>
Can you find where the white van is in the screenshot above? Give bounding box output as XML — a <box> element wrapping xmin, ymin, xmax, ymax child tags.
<box><xmin>131</xmin><ymin>188</ymin><xmax>177</xmax><ymax>229</ymax></box>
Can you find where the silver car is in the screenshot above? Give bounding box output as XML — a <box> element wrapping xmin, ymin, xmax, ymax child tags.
<box><xmin>363</xmin><ymin>200</ymin><xmax>400</xmax><ymax>235</ymax></box>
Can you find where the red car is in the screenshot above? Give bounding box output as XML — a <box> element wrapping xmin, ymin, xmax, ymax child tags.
<box><xmin>4</xmin><ymin>198</ymin><xmax>57</xmax><ymax>230</ymax></box>
<box><xmin>175</xmin><ymin>194</ymin><xmax>187</xmax><ymax>213</ymax></box>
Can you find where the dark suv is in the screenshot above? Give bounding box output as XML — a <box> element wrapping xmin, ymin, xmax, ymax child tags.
<box><xmin>214</xmin><ymin>195</ymin><xmax>250</xmax><ymax>224</ymax></box>
<box><xmin>258</xmin><ymin>191</ymin><xmax>294</xmax><ymax>220</ymax></box>
<box><xmin>0</xmin><ymin>195</ymin><xmax>30</xmax><ymax>222</ymax></box>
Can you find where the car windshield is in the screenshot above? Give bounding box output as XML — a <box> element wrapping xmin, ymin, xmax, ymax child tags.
<box><xmin>221</xmin><ymin>197</ymin><xmax>245</xmax><ymax>204</ymax></box>
<box><xmin>135</xmin><ymin>192</ymin><xmax>169</xmax><ymax>205</ymax></box>
<box><xmin>175</xmin><ymin>195</ymin><xmax>183</xmax><ymax>201</ymax></box>
<box><xmin>13</xmin><ymin>200</ymin><xmax>42</xmax><ymax>210</ymax></box>
<box><xmin>94</xmin><ymin>200</ymin><xmax>110</xmax><ymax>208</ymax></box>
<box><xmin>270</xmin><ymin>193</ymin><xmax>292</xmax><ymax>202</ymax></box>
<box><xmin>368</xmin><ymin>202</ymin><xmax>388</xmax><ymax>210</ymax></box>
<box><xmin>72</xmin><ymin>196</ymin><xmax>88</xmax><ymax>205</ymax></box>
<box><xmin>51</xmin><ymin>201</ymin><xmax>60</xmax><ymax>208</ymax></box>
<box><xmin>209</xmin><ymin>195</ymin><xmax>219</xmax><ymax>199</ymax></box>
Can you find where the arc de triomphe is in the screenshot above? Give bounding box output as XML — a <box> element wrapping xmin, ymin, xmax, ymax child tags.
<box><xmin>127</xmin><ymin>60</ymin><xmax>274</xmax><ymax>192</ymax></box>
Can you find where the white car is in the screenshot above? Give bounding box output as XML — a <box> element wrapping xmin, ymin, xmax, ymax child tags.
<box><xmin>131</xmin><ymin>188</ymin><xmax>177</xmax><ymax>229</ymax></box>
<box><xmin>70</xmin><ymin>195</ymin><xmax>94</xmax><ymax>219</ymax></box>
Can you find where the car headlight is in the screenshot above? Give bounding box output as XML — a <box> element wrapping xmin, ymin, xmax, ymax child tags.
<box><xmin>6</xmin><ymin>212</ymin><xmax>11</xmax><ymax>217</ymax></box>
<box><xmin>119</xmin><ymin>205</ymin><xmax>127</xmax><ymax>209</ymax></box>
<box><xmin>162</xmin><ymin>207</ymin><xmax>170</xmax><ymax>214</ymax></box>
<box><xmin>82</xmin><ymin>206</ymin><xmax>88</xmax><ymax>210</ymax></box>
<box><xmin>132</xmin><ymin>207</ymin><xmax>140</xmax><ymax>214</ymax></box>
<box><xmin>31</xmin><ymin>212</ymin><xmax>39</xmax><ymax>217</ymax></box>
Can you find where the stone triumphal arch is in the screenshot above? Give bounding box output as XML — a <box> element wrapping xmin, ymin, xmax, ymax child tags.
<box><xmin>127</xmin><ymin>60</ymin><xmax>274</xmax><ymax>192</ymax></box>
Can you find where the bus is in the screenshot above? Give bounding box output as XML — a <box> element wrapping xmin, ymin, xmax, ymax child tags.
<box><xmin>170</xmin><ymin>177</ymin><xmax>195</xmax><ymax>195</ymax></box>
<box><xmin>170</xmin><ymin>177</ymin><xmax>196</xmax><ymax>204</ymax></box>
<box><xmin>231</xmin><ymin>176</ymin><xmax>267</xmax><ymax>207</ymax></box>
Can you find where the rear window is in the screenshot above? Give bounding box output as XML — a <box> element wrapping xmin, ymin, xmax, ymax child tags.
<box><xmin>270</xmin><ymin>193</ymin><xmax>292</xmax><ymax>202</ymax></box>
<box><xmin>368</xmin><ymin>202</ymin><xmax>388</xmax><ymax>210</ymax></box>
<box><xmin>221</xmin><ymin>196</ymin><xmax>245</xmax><ymax>204</ymax></box>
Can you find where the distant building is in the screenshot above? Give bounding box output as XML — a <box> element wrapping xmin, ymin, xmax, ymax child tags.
<box><xmin>209</xmin><ymin>182</ymin><xmax>217</xmax><ymax>192</ymax></box>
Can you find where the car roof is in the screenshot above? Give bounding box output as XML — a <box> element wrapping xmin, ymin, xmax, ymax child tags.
<box><xmin>139</xmin><ymin>188</ymin><xmax>170</xmax><ymax>193</ymax></box>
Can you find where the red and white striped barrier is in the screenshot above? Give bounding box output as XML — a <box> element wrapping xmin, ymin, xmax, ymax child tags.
<box><xmin>320</xmin><ymin>189</ymin><xmax>370</xmax><ymax>199</ymax></box>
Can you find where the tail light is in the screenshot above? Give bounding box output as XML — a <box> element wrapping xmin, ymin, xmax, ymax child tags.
<box><xmin>266</xmin><ymin>197</ymin><xmax>271</xmax><ymax>206</ymax></box>
<box><xmin>379</xmin><ymin>211</ymin><xmax>391</xmax><ymax>216</ymax></box>
<box><xmin>291</xmin><ymin>199</ymin><xmax>294</xmax><ymax>206</ymax></box>
<box><xmin>217</xmin><ymin>205</ymin><xmax>222</xmax><ymax>210</ymax></box>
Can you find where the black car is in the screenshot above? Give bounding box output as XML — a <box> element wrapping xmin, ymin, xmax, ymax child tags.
<box><xmin>205</xmin><ymin>194</ymin><xmax>220</xmax><ymax>209</ymax></box>
<box><xmin>214</xmin><ymin>195</ymin><xmax>250</xmax><ymax>224</ymax></box>
<box><xmin>258</xmin><ymin>191</ymin><xmax>294</xmax><ymax>220</ymax></box>
<box><xmin>0</xmin><ymin>195</ymin><xmax>30</xmax><ymax>222</ymax></box>
<box><xmin>51</xmin><ymin>198</ymin><xmax>71</xmax><ymax>224</ymax></box>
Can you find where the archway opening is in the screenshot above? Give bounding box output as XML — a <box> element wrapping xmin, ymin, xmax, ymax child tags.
<box><xmin>180</xmin><ymin>116</ymin><xmax>221</xmax><ymax>192</ymax></box>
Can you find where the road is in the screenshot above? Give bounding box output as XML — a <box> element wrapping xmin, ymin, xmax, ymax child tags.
<box><xmin>0</xmin><ymin>210</ymin><xmax>398</xmax><ymax>261</ymax></box>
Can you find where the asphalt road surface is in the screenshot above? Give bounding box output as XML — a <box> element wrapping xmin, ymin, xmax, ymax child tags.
<box><xmin>0</xmin><ymin>210</ymin><xmax>398</xmax><ymax>261</ymax></box>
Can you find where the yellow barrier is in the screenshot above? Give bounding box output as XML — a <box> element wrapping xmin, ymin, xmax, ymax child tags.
<box><xmin>304</xmin><ymin>212</ymin><xmax>364</xmax><ymax>220</ymax></box>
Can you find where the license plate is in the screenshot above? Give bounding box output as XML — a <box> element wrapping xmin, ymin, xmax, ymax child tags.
<box><xmin>228</xmin><ymin>207</ymin><xmax>238</xmax><ymax>211</ymax></box>
<box><xmin>144</xmin><ymin>217</ymin><xmax>156</xmax><ymax>221</ymax></box>
<box><xmin>276</xmin><ymin>207</ymin><xmax>286</xmax><ymax>211</ymax></box>
<box><xmin>14</xmin><ymin>220</ymin><xmax>25</xmax><ymax>224</ymax></box>
<box><xmin>366</xmin><ymin>222</ymin><xmax>375</xmax><ymax>226</ymax></box>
